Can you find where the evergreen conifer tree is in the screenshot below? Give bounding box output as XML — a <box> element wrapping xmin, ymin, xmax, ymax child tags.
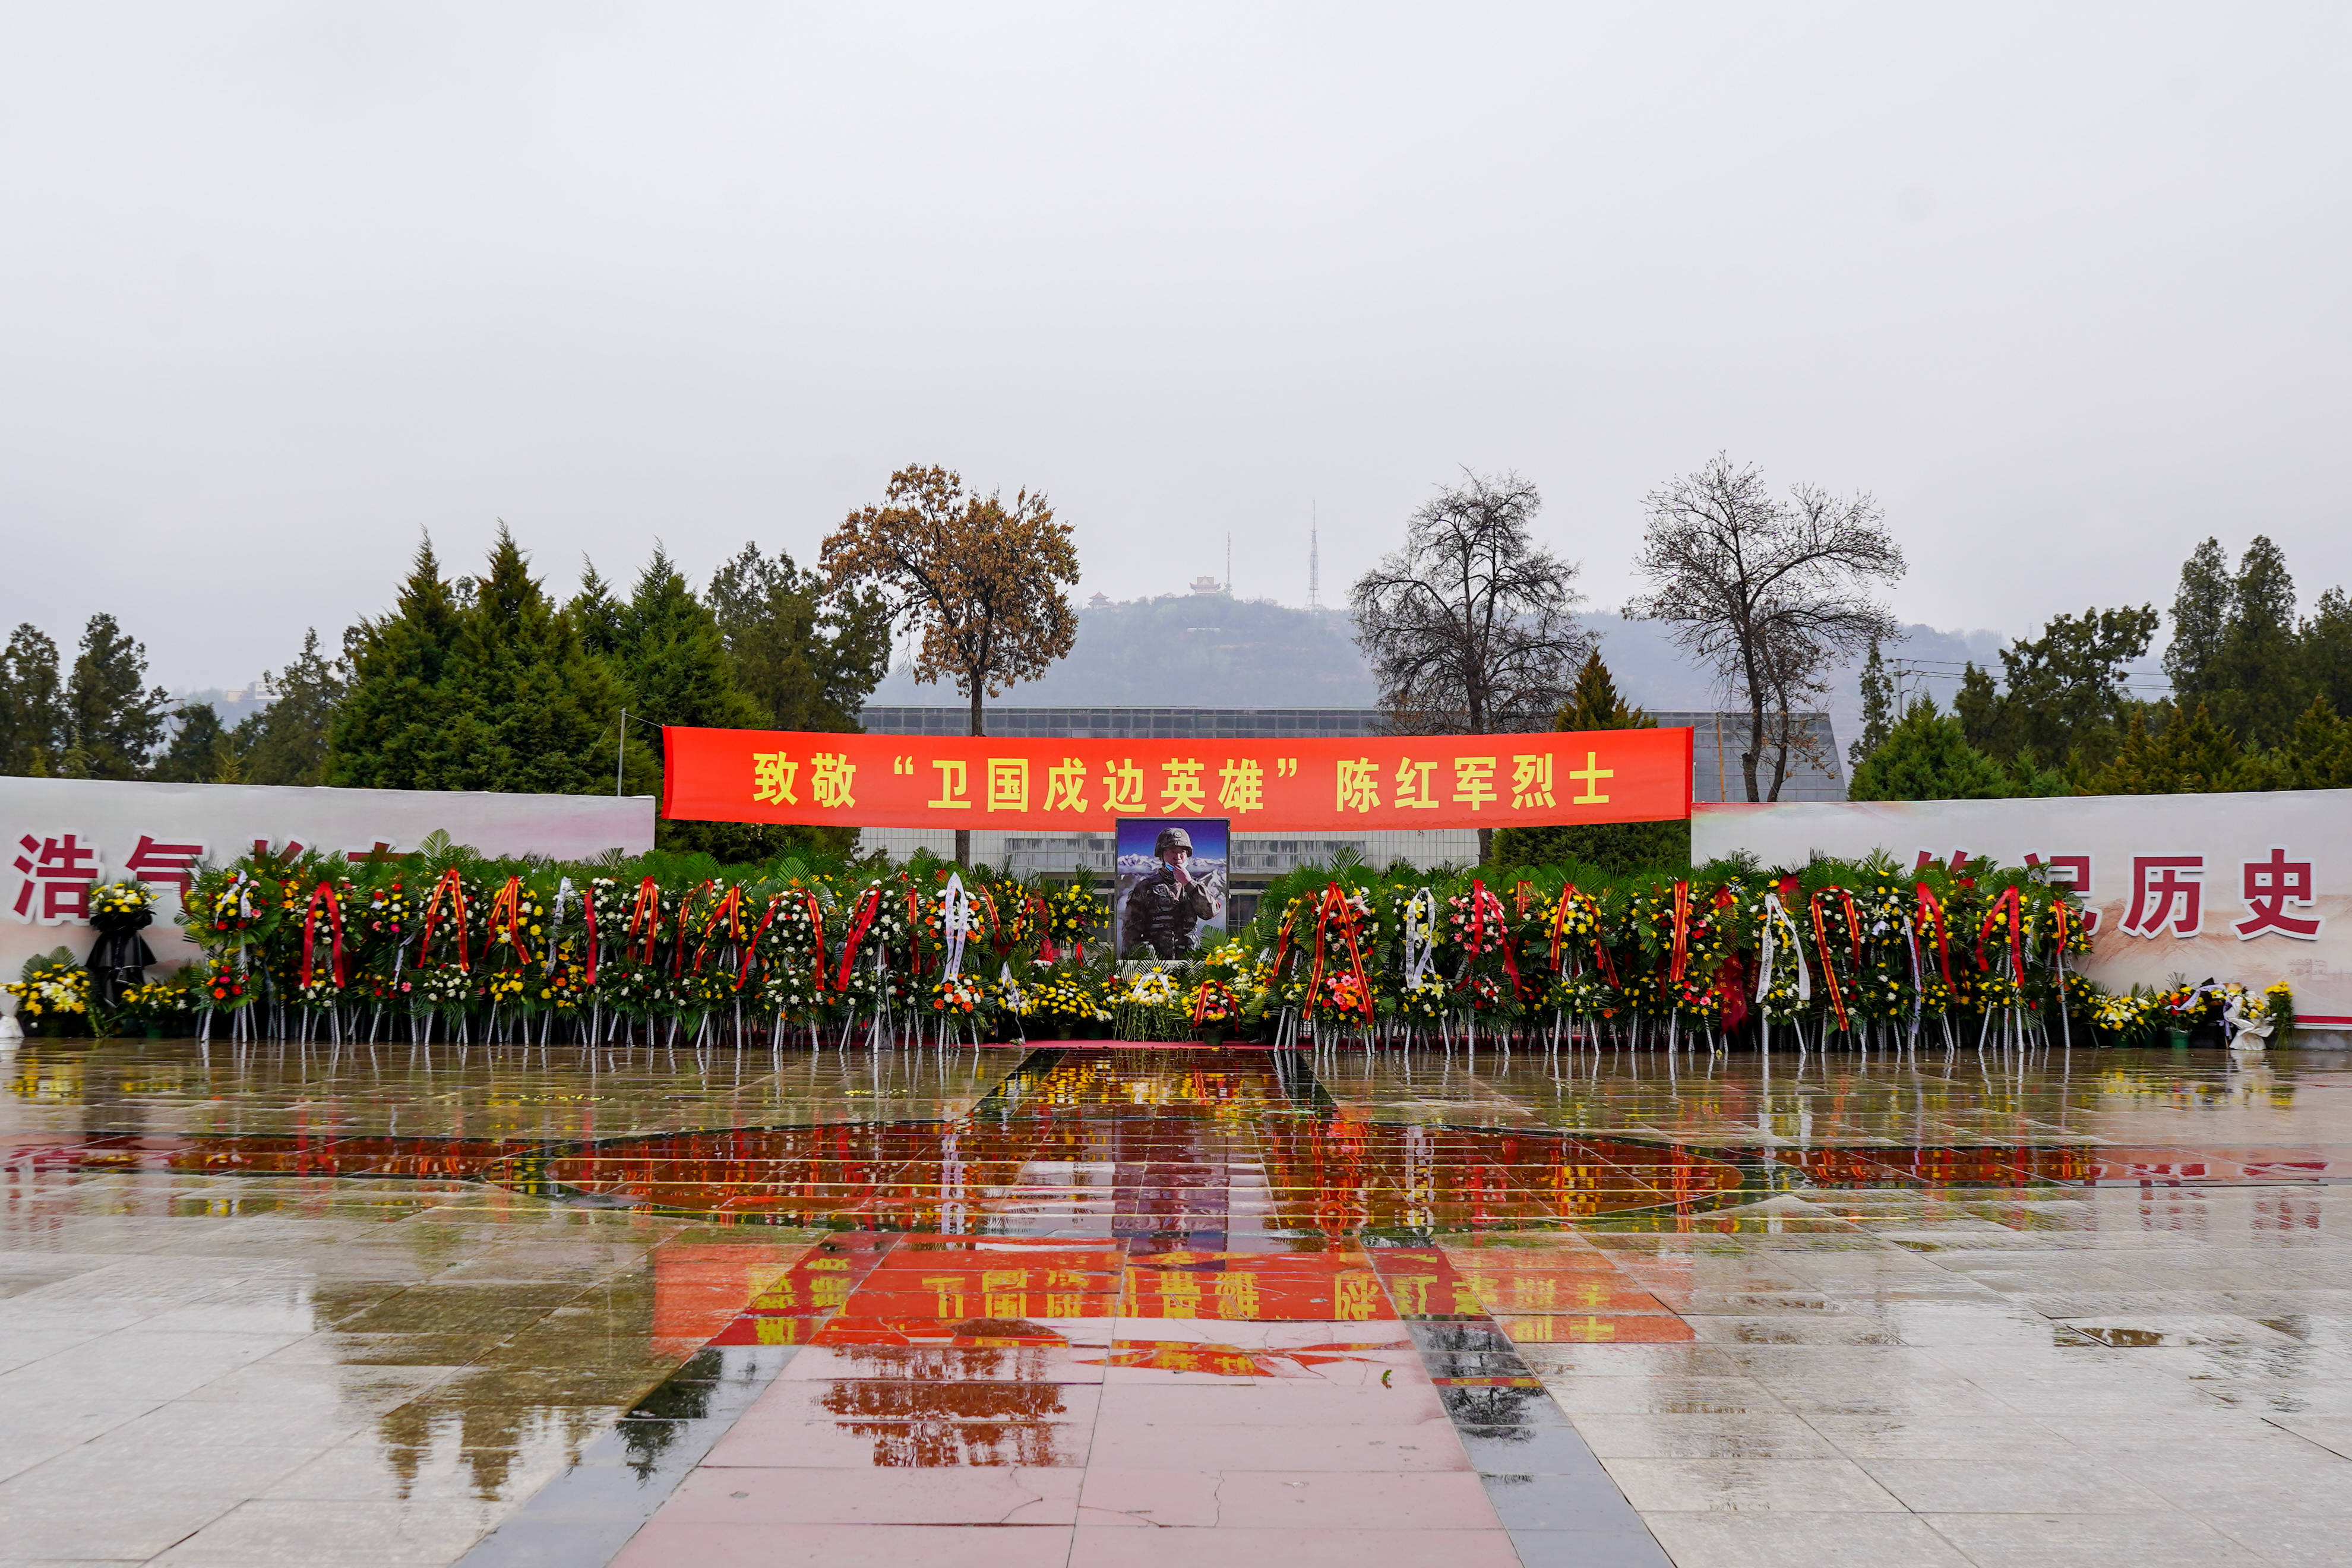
<box><xmin>2300</xmin><ymin>587</ymin><xmax>2352</xmax><ymax>717</ymax></box>
<box><xmin>328</xmin><ymin>538</ymin><xmax>463</xmax><ymax>789</ymax></box>
<box><xmin>2228</xmin><ymin>696</ymin><xmax>2352</xmax><ymax>792</ymax></box>
<box><xmin>1847</xmin><ymin>696</ymin><xmax>2010</xmax><ymax>801</ymax></box>
<box><xmin>1953</xmin><ymin>662</ymin><xmax>2003</xmax><ymax>755</ymax></box>
<box><xmin>65</xmin><ymin>614</ymin><xmax>167</xmax><ymax>779</ymax></box>
<box><xmin>1850</xmin><ymin>640</ymin><xmax>1895</xmax><ymax>771</ymax></box>
<box><xmin>434</xmin><ymin>529</ymin><xmax>639</xmax><ymax>794</ymax></box>
<box><xmin>609</xmin><ymin>547</ymin><xmax>767</xmax><ymax>747</ymax></box>
<box><xmin>151</xmin><ymin>703</ymin><xmax>233</xmax><ymax>783</ymax></box>
<box><xmin>2211</xmin><ymin>536</ymin><xmax>2307</xmax><ymax>745</ymax></box>
<box><xmin>571</xmin><ymin>559</ymin><xmax>626</xmax><ymax>661</ymax></box>
<box><xmin>0</xmin><ymin>625</ymin><xmax>68</xmax><ymax>776</ymax></box>
<box><xmin>2166</xmin><ymin>538</ymin><xmax>2232</xmax><ymax>704</ymax></box>
<box><xmin>331</xmin><ymin>530</ymin><xmax>643</xmax><ymax>796</ymax></box>
<box><xmin>707</xmin><ymin>542</ymin><xmax>893</xmax><ymax>733</ymax></box>
<box><xmin>1491</xmin><ymin>650</ymin><xmax>1689</xmax><ymax>872</ymax></box>
<box><xmin>2095</xmin><ymin>701</ymin><xmax>2243</xmax><ymax>794</ymax></box>
<box><xmin>235</xmin><ymin>628</ymin><xmax>349</xmax><ymax>786</ymax></box>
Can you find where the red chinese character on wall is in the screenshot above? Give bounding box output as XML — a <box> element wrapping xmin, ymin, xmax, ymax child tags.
<box><xmin>2233</xmin><ymin>846</ymin><xmax>2322</xmax><ymax>941</ymax></box>
<box><xmin>10</xmin><ymin>833</ymin><xmax>103</xmax><ymax>925</ymax></box>
<box><xmin>2120</xmin><ymin>855</ymin><xmax>2203</xmax><ymax>938</ymax></box>
<box><xmin>123</xmin><ymin>835</ymin><xmax>207</xmax><ymax>903</ymax></box>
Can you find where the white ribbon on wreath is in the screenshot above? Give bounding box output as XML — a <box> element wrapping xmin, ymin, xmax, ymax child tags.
<box><xmin>941</xmin><ymin>873</ymin><xmax>973</xmax><ymax>979</ymax></box>
<box><xmin>1904</xmin><ymin>913</ymin><xmax>1923</xmax><ymax>1033</ymax></box>
<box><xmin>548</xmin><ymin>878</ymin><xmax>573</xmax><ymax>969</ymax></box>
<box><xmin>998</xmin><ymin>962</ymin><xmax>1024</xmax><ymax>1014</ymax></box>
<box><xmin>1753</xmin><ymin>892</ymin><xmax>1810</xmax><ymax>1004</ymax></box>
<box><xmin>1402</xmin><ymin>887</ymin><xmax>1439</xmax><ymax>989</ymax></box>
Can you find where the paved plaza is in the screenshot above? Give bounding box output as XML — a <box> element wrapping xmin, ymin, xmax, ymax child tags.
<box><xmin>4</xmin><ymin>1036</ymin><xmax>2350</xmax><ymax>1567</ymax></box>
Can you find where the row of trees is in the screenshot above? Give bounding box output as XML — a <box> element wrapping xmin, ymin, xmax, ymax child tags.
<box><xmin>0</xmin><ymin>465</ymin><xmax>1083</xmax><ymax>867</ymax></box>
<box><xmin>321</xmin><ymin>530</ymin><xmax>894</xmax><ymax>857</ymax></box>
<box><xmin>1847</xmin><ymin>535</ymin><xmax>2352</xmax><ymax>801</ymax></box>
<box><xmin>1350</xmin><ymin>454</ymin><xmax>1902</xmax><ymax>854</ymax></box>
<box><xmin>0</xmin><ymin>617</ymin><xmax>339</xmax><ymax>787</ymax></box>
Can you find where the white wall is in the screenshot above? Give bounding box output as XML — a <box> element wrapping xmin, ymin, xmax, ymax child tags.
<box><xmin>3</xmin><ymin>777</ymin><xmax>653</xmax><ymax>993</ymax></box>
<box><xmin>1694</xmin><ymin>791</ymin><xmax>2352</xmax><ymax>1029</ymax></box>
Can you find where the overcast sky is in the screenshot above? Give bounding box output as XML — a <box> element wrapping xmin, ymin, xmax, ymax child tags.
<box><xmin>7</xmin><ymin>3</ymin><xmax>2348</xmax><ymax>693</ymax></box>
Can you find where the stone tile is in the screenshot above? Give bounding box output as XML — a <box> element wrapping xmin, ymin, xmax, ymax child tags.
<box><xmin>1598</xmin><ymin>1456</ymin><xmax>1906</xmax><ymax>1513</ymax></box>
<box><xmin>0</xmin><ymin>1493</ymin><xmax>244</xmax><ymax>1560</ymax></box>
<box><xmin>1570</xmin><ymin>1412</ymin><xmax>1841</xmax><ymax>1459</ymax></box>
<box><xmin>660</xmin><ymin>1465</ymin><xmax>1082</xmax><ymax>1525</ymax></box>
<box><xmin>614</xmin><ymin>1520</ymin><xmax>1076</xmax><ymax>1566</ymax></box>
<box><xmin>1066</xmin><ymin>1526</ymin><xmax>1523</xmax><ymax>1567</ymax></box>
<box><xmin>1921</xmin><ymin>1511</ymin><xmax>2271</xmax><ymax>1567</ymax></box>
<box><xmin>148</xmin><ymin>1498</ymin><xmax>512</xmax><ymax>1565</ymax></box>
<box><xmin>1644</xmin><ymin>1512</ymin><xmax>1975</xmax><ymax>1567</ymax></box>
<box><xmin>1077</xmin><ymin>1468</ymin><xmax>1501</xmax><ymax>1529</ymax></box>
<box><xmin>1854</xmin><ymin>1457</ymin><xmax>2171</xmax><ymax>1513</ymax></box>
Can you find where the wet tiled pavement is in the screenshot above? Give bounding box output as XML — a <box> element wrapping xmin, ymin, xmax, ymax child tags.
<box><xmin>5</xmin><ymin>1038</ymin><xmax>2351</xmax><ymax>1566</ymax></box>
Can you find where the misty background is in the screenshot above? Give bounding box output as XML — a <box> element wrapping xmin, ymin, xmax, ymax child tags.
<box><xmin>6</xmin><ymin>4</ymin><xmax>2346</xmax><ymax>730</ymax></box>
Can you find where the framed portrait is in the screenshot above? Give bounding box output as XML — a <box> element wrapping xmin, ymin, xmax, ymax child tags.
<box><xmin>1112</xmin><ymin>818</ymin><xmax>1229</xmax><ymax>960</ymax></box>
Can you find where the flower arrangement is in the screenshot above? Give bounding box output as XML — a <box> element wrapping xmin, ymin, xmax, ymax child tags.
<box><xmin>1124</xmin><ymin>969</ymin><xmax>1180</xmax><ymax>1008</ymax></box>
<box><xmin>114</xmin><ymin>836</ymin><xmax>2306</xmax><ymax>1052</ymax></box>
<box><xmin>88</xmin><ymin>881</ymin><xmax>154</xmax><ymax>922</ymax></box>
<box><xmin>115</xmin><ymin>973</ymin><xmax>198</xmax><ymax>1029</ymax></box>
<box><xmin>930</xmin><ymin>974</ymin><xmax>988</xmax><ymax>1016</ymax></box>
<box><xmin>1189</xmin><ymin>979</ymin><xmax>1239</xmax><ymax>1025</ymax></box>
<box><xmin>363</xmin><ymin>880</ymin><xmax>413</xmax><ymax>939</ymax></box>
<box><xmin>1382</xmin><ymin>973</ymin><xmax>1442</xmax><ymax>1022</ymax></box>
<box><xmin>5</xmin><ymin>951</ymin><xmax>90</xmax><ymax>1022</ymax></box>
<box><xmin>1023</xmin><ymin>972</ymin><xmax>1111</xmax><ymax>1026</ymax></box>
<box><xmin>2090</xmin><ymin>988</ymin><xmax>2158</xmax><ymax>1038</ymax></box>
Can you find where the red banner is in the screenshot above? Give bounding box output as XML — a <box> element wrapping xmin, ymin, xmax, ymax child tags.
<box><xmin>661</xmin><ymin>726</ymin><xmax>1693</xmax><ymax>832</ymax></box>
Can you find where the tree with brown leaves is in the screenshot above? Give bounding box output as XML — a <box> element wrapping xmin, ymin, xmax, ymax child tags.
<box><xmin>821</xmin><ymin>464</ymin><xmax>1080</xmax><ymax>864</ymax></box>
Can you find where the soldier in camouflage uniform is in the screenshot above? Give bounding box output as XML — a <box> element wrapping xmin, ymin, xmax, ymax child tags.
<box><xmin>1121</xmin><ymin>826</ymin><xmax>1218</xmax><ymax>959</ymax></box>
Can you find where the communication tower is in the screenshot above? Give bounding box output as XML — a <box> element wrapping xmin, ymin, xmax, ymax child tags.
<box><xmin>1309</xmin><ymin>502</ymin><xmax>1320</xmax><ymax>611</ymax></box>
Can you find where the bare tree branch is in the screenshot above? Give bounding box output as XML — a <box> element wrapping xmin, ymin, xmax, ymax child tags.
<box><xmin>1629</xmin><ymin>453</ymin><xmax>1903</xmax><ymax>801</ymax></box>
<box><xmin>1349</xmin><ymin>469</ymin><xmax>1593</xmax><ymax>859</ymax></box>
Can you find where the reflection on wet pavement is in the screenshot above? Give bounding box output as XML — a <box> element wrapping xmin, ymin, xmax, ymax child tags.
<box><xmin>5</xmin><ymin>1038</ymin><xmax>2352</xmax><ymax>1566</ymax></box>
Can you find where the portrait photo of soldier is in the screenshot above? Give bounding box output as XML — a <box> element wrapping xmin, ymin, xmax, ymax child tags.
<box><xmin>1115</xmin><ymin>820</ymin><xmax>1228</xmax><ymax>960</ymax></box>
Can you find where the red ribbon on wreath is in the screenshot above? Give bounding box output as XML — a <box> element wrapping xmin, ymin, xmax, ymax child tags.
<box><xmin>1669</xmin><ymin>881</ymin><xmax>1693</xmax><ymax>988</ymax></box>
<box><xmin>581</xmin><ymin>884</ymin><xmax>600</xmax><ymax>985</ymax></box>
<box><xmin>1550</xmin><ymin>883</ymin><xmax>1620</xmax><ymax>985</ymax></box>
<box><xmin>1975</xmin><ymin>884</ymin><xmax>2025</xmax><ymax>979</ymax></box>
<box><xmin>671</xmin><ymin>880</ymin><xmax>715</xmax><ymax>973</ymax></box>
<box><xmin>802</xmin><ymin>889</ymin><xmax>828</xmax><ymax>995</ymax></box>
<box><xmin>1305</xmin><ymin>883</ymin><xmax>1375</xmax><ymax>1023</ymax></box>
<box><xmin>1710</xmin><ymin>887</ymin><xmax>1747</xmax><ymax>1025</ymax></box>
<box><xmin>1268</xmin><ymin>905</ymin><xmax>1299</xmax><ymax>982</ymax></box>
<box><xmin>300</xmin><ymin>880</ymin><xmax>348</xmax><ymax>988</ymax></box>
<box><xmin>418</xmin><ymin>868</ymin><xmax>470</xmax><ymax>972</ymax></box>
<box><xmin>1548</xmin><ymin>884</ymin><xmax>1582</xmax><ymax>972</ymax></box>
<box><xmin>693</xmin><ymin>884</ymin><xmax>746</xmax><ymax>975</ymax></box>
<box><xmin>835</xmin><ymin>886</ymin><xmax>883</xmax><ymax>990</ymax></box>
<box><xmin>1914</xmin><ymin>883</ymin><xmax>1953</xmax><ymax>988</ymax></box>
<box><xmin>735</xmin><ymin>893</ymin><xmax>786</xmax><ymax>993</ymax></box>
<box><xmin>1032</xmin><ymin>893</ymin><xmax>1059</xmax><ymax>963</ymax></box>
<box><xmin>485</xmin><ymin>875</ymin><xmax>534</xmax><ymax>969</ymax></box>
<box><xmin>626</xmin><ymin>875</ymin><xmax>663</xmax><ymax>966</ymax></box>
<box><xmin>1808</xmin><ymin>887</ymin><xmax>1864</xmax><ymax>1032</ymax></box>
<box><xmin>1454</xmin><ymin>880</ymin><xmax>1521</xmax><ymax>997</ymax></box>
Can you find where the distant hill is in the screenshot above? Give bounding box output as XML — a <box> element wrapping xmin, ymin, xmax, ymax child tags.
<box><xmin>868</xmin><ymin>593</ymin><xmax>2009</xmax><ymax>744</ymax></box>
